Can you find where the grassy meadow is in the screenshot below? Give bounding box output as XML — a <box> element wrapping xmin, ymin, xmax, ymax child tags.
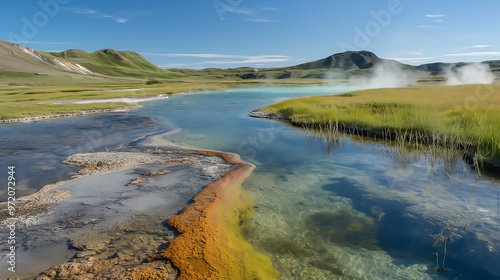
<box><xmin>0</xmin><ymin>71</ymin><xmax>354</xmax><ymax>121</ymax></box>
<box><xmin>258</xmin><ymin>84</ymin><xmax>500</xmax><ymax>159</ymax></box>
<box><xmin>0</xmin><ymin>76</ymin><xmax>234</xmax><ymax>120</ymax></box>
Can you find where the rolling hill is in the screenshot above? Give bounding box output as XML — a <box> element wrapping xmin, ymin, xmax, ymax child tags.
<box><xmin>0</xmin><ymin>40</ymin><xmax>185</xmax><ymax>80</ymax></box>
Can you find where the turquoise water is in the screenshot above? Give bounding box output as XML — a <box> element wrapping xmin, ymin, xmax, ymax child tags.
<box><xmin>1</xmin><ymin>85</ymin><xmax>499</xmax><ymax>279</ymax></box>
<box><xmin>136</xmin><ymin>86</ymin><xmax>500</xmax><ymax>279</ymax></box>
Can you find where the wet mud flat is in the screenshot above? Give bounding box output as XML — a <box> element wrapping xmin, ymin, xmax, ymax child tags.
<box><xmin>0</xmin><ymin>149</ymin><xmax>233</xmax><ymax>279</ymax></box>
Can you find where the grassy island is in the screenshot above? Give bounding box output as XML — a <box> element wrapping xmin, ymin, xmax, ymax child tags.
<box><xmin>256</xmin><ymin>84</ymin><xmax>500</xmax><ymax>160</ymax></box>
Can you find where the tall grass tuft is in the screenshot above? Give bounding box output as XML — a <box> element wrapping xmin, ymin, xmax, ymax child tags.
<box><xmin>260</xmin><ymin>85</ymin><xmax>500</xmax><ymax>166</ymax></box>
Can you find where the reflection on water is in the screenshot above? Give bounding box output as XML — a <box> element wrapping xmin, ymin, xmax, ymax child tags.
<box><xmin>239</xmin><ymin>143</ymin><xmax>499</xmax><ymax>279</ymax></box>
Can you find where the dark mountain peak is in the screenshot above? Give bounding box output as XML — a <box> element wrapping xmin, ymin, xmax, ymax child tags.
<box><xmin>332</xmin><ymin>50</ymin><xmax>379</xmax><ymax>58</ymax></box>
<box><xmin>100</xmin><ymin>48</ymin><xmax>118</xmax><ymax>55</ymax></box>
<box><xmin>328</xmin><ymin>50</ymin><xmax>380</xmax><ymax>69</ymax></box>
<box><xmin>288</xmin><ymin>50</ymin><xmax>381</xmax><ymax>70</ymax></box>
<box><xmin>95</xmin><ymin>49</ymin><xmax>127</xmax><ymax>62</ymax></box>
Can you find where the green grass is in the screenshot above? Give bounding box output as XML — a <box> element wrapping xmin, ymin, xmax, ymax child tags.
<box><xmin>0</xmin><ymin>81</ymin><xmax>233</xmax><ymax>120</ymax></box>
<box><xmin>259</xmin><ymin>84</ymin><xmax>500</xmax><ymax>159</ymax></box>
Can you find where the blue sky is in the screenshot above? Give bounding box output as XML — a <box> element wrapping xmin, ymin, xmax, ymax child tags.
<box><xmin>1</xmin><ymin>0</ymin><xmax>500</xmax><ymax>69</ymax></box>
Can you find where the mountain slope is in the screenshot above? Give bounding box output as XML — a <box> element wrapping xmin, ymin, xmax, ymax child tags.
<box><xmin>0</xmin><ymin>40</ymin><xmax>80</xmax><ymax>74</ymax></box>
<box><xmin>285</xmin><ymin>51</ymin><xmax>382</xmax><ymax>70</ymax></box>
<box><xmin>0</xmin><ymin>40</ymin><xmax>185</xmax><ymax>79</ymax></box>
<box><xmin>485</xmin><ymin>61</ymin><xmax>500</xmax><ymax>72</ymax></box>
<box><xmin>41</xmin><ymin>48</ymin><xmax>185</xmax><ymax>79</ymax></box>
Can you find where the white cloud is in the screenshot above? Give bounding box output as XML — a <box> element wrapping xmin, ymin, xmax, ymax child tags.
<box><xmin>160</xmin><ymin>63</ymin><xmax>191</xmax><ymax>68</ymax></box>
<box><xmin>245</xmin><ymin>18</ymin><xmax>274</xmax><ymax>23</ymax></box>
<box><xmin>416</xmin><ymin>25</ymin><xmax>436</xmax><ymax>29</ymax></box>
<box><xmin>445</xmin><ymin>52</ymin><xmax>500</xmax><ymax>57</ymax></box>
<box><xmin>144</xmin><ymin>53</ymin><xmax>245</xmax><ymax>58</ymax></box>
<box><xmin>67</xmin><ymin>8</ymin><xmax>97</xmax><ymax>15</ymax></box>
<box><xmin>66</xmin><ymin>7</ymin><xmax>129</xmax><ymax>23</ymax></box>
<box><xmin>11</xmin><ymin>41</ymin><xmax>72</xmax><ymax>45</ymax></box>
<box><xmin>226</xmin><ymin>7</ymin><xmax>254</xmax><ymax>15</ymax></box>
<box><xmin>222</xmin><ymin>7</ymin><xmax>277</xmax><ymax>22</ymax></box>
<box><xmin>205</xmin><ymin>56</ymin><xmax>290</xmax><ymax>64</ymax></box>
<box><xmin>143</xmin><ymin>53</ymin><xmax>290</xmax><ymax>66</ymax></box>
<box><xmin>260</xmin><ymin>7</ymin><xmax>279</xmax><ymax>11</ymax></box>
<box><xmin>115</xmin><ymin>18</ymin><xmax>129</xmax><ymax>23</ymax></box>
<box><xmin>471</xmin><ymin>45</ymin><xmax>493</xmax><ymax>48</ymax></box>
<box><xmin>425</xmin><ymin>14</ymin><xmax>445</xmax><ymax>18</ymax></box>
<box><xmin>434</xmin><ymin>19</ymin><xmax>444</xmax><ymax>22</ymax></box>
<box><xmin>408</xmin><ymin>51</ymin><xmax>423</xmax><ymax>56</ymax></box>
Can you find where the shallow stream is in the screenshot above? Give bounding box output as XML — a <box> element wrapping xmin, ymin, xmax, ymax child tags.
<box><xmin>1</xmin><ymin>85</ymin><xmax>499</xmax><ymax>279</ymax></box>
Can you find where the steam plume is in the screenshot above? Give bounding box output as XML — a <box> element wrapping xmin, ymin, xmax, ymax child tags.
<box><xmin>348</xmin><ymin>60</ymin><xmax>417</xmax><ymax>89</ymax></box>
<box><xmin>445</xmin><ymin>63</ymin><xmax>496</xmax><ymax>85</ymax></box>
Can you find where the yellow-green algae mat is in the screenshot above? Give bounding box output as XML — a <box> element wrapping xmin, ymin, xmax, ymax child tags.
<box><xmin>149</xmin><ymin>150</ymin><xmax>279</xmax><ymax>279</ymax></box>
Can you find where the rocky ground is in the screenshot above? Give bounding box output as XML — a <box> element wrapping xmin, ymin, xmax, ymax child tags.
<box><xmin>0</xmin><ymin>149</ymin><xmax>234</xmax><ymax>279</ymax></box>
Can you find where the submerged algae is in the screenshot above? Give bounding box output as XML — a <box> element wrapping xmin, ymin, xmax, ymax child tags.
<box><xmin>308</xmin><ymin>258</ymin><xmax>343</xmax><ymax>276</ymax></box>
<box><xmin>260</xmin><ymin>239</ymin><xmax>313</xmax><ymax>258</ymax></box>
<box><xmin>304</xmin><ymin>210</ymin><xmax>379</xmax><ymax>250</ymax></box>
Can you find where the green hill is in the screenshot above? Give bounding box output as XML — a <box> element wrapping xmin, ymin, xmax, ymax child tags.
<box><xmin>41</xmin><ymin>48</ymin><xmax>186</xmax><ymax>79</ymax></box>
<box><xmin>0</xmin><ymin>40</ymin><xmax>186</xmax><ymax>80</ymax></box>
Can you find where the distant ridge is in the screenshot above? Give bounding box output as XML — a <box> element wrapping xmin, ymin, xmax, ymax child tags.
<box><xmin>171</xmin><ymin>50</ymin><xmax>500</xmax><ymax>80</ymax></box>
<box><xmin>169</xmin><ymin>50</ymin><xmax>419</xmax><ymax>80</ymax></box>
<box><xmin>417</xmin><ymin>61</ymin><xmax>500</xmax><ymax>75</ymax></box>
<box><xmin>1</xmin><ymin>40</ymin><xmax>499</xmax><ymax>81</ymax></box>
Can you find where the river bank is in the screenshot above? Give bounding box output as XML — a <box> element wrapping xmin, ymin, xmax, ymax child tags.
<box><xmin>251</xmin><ymin>84</ymin><xmax>500</xmax><ymax>175</ymax></box>
<box><xmin>250</xmin><ymin>109</ymin><xmax>500</xmax><ymax>174</ymax></box>
<box><xmin>0</xmin><ymin>107</ymin><xmax>137</xmax><ymax>124</ymax></box>
<box><xmin>0</xmin><ymin>148</ymin><xmax>265</xmax><ymax>279</ymax></box>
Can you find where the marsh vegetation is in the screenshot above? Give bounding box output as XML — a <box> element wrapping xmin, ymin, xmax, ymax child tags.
<box><xmin>258</xmin><ymin>84</ymin><xmax>500</xmax><ymax>167</ymax></box>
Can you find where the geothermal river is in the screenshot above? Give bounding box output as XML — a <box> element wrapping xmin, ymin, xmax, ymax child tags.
<box><xmin>1</xmin><ymin>85</ymin><xmax>500</xmax><ymax>279</ymax></box>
